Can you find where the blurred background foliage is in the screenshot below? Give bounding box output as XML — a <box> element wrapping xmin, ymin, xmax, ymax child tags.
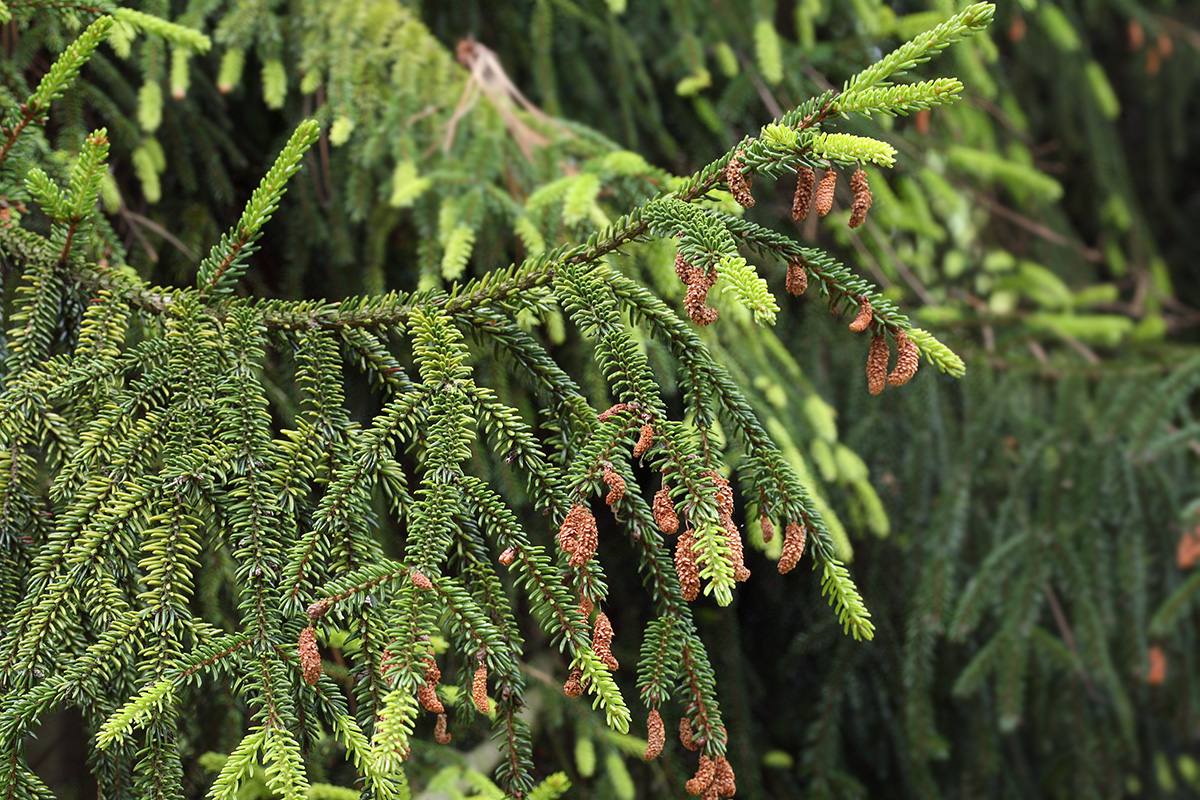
<box><xmin>6</xmin><ymin>0</ymin><xmax>1200</xmax><ymax>797</ymax></box>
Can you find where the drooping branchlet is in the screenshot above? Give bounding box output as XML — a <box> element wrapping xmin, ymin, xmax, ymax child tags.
<box><xmin>815</xmin><ymin>168</ymin><xmax>837</xmax><ymax>216</ymax></box>
<box><xmin>726</xmin><ymin>151</ymin><xmax>754</xmax><ymax>207</ymax></box>
<box><xmin>634</xmin><ymin>424</ymin><xmax>653</xmax><ymax>458</ymax></box>
<box><xmin>644</xmin><ymin>709</ymin><xmax>665</xmax><ymax>760</ymax></box>
<box><xmin>592</xmin><ymin>612</ymin><xmax>619</xmax><ymax>670</ymax></box>
<box><xmin>472</xmin><ymin>664</ymin><xmax>491</xmax><ymax>714</ymax></box>
<box><xmin>785</xmin><ymin>259</ymin><xmax>808</xmax><ymax>296</ymax></box>
<box><xmin>848</xmin><ymin>295</ymin><xmax>873</xmax><ymax>332</ymax></box>
<box><xmin>848</xmin><ymin>167</ymin><xmax>873</xmax><ymax>228</ymax></box>
<box><xmin>602</xmin><ymin>466</ymin><xmax>626</xmax><ymax>506</ymax></box>
<box><xmin>298</xmin><ymin>626</ymin><xmax>321</xmax><ymax>686</ymax></box>
<box><xmin>434</xmin><ymin>712</ymin><xmax>452</xmax><ymax>744</ymax></box>
<box><xmin>654</xmin><ymin>487</ymin><xmax>679</xmax><ymax>535</ymax></box>
<box><xmin>867</xmin><ymin>333</ymin><xmax>889</xmax><ymax>396</ymax></box>
<box><xmin>778</xmin><ymin>521</ymin><xmax>808</xmax><ymax>574</ymax></box>
<box><xmin>792</xmin><ymin>165</ymin><xmax>815</xmax><ymax>221</ymax></box>
<box><xmin>675</xmin><ymin>528</ymin><xmax>701</xmax><ymax>601</ymax></box>
<box><xmin>887</xmin><ymin>329</ymin><xmax>919</xmax><ymax>386</ymax></box>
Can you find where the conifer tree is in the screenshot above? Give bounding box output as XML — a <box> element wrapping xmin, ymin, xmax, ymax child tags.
<box><xmin>4</xmin><ymin>3</ymin><xmax>1199</xmax><ymax>800</ymax></box>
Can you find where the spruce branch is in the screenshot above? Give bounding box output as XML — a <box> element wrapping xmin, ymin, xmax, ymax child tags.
<box><xmin>0</xmin><ymin>16</ymin><xmax>113</xmax><ymax>169</ymax></box>
<box><xmin>196</xmin><ymin>120</ymin><xmax>320</xmax><ymax>300</ymax></box>
<box><xmin>841</xmin><ymin>3</ymin><xmax>996</xmax><ymax>96</ymax></box>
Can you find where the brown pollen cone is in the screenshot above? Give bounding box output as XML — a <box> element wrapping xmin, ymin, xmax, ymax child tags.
<box><xmin>675</xmin><ymin>251</ymin><xmax>692</xmax><ymax>283</ymax></box>
<box><xmin>417</xmin><ymin>683</ymin><xmax>443</xmax><ymax>714</ymax></box>
<box><xmin>792</xmin><ymin>165</ymin><xmax>816</xmax><ymax>221</ymax></box>
<box><xmin>887</xmin><ymin>329</ymin><xmax>919</xmax><ymax>386</ymax></box>
<box><xmin>684</xmin><ymin>265</ymin><xmax>720</xmax><ymax>326</ymax></box>
<box><xmin>725</xmin><ymin>521</ymin><xmax>750</xmax><ymax>582</ymax></box>
<box><xmin>1147</xmin><ymin>645</ymin><xmax>1166</xmax><ymax>686</ymax></box>
<box><xmin>679</xmin><ymin>716</ymin><xmax>700</xmax><ymax>751</ymax></box>
<box><xmin>633</xmin><ymin>424</ymin><xmax>654</xmax><ymax>458</ymax></box>
<box><xmin>434</xmin><ymin>712</ymin><xmax>452</xmax><ymax>744</ymax></box>
<box><xmin>1177</xmin><ymin>528</ymin><xmax>1200</xmax><ymax>569</ymax></box>
<box><xmin>498</xmin><ymin>547</ymin><xmax>516</xmax><ymax>566</ymax></box>
<box><xmin>472</xmin><ymin>665</ymin><xmax>491</xmax><ymax>714</ymax></box>
<box><xmin>409</xmin><ymin>569</ymin><xmax>433</xmax><ymax>590</ymax></box>
<box><xmin>686</xmin><ymin>756</ymin><xmax>717</xmax><ymax>795</ymax></box>
<box><xmin>714</xmin><ymin>756</ymin><xmax>737</xmax><ymax>797</ymax></box>
<box><xmin>760</xmin><ymin>515</ymin><xmax>775</xmax><ymax>544</ymax></box>
<box><xmin>598</xmin><ymin>403</ymin><xmax>630</xmax><ymax>422</ymax></box>
<box><xmin>654</xmin><ymin>487</ymin><xmax>679</xmax><ymax>535</ymax></box>
<box><xmin>815</xmin><ymin>168</ymin><xmax>837</xmax><ymax>216</ymax></box>
<box><xmin>564</xmin><ymin>666</ymin><xmax>584</xmax><ymax>697</ymax></box>
<box><xmin>785</xmin><ymin>260</ymin><xmax>808</xmax><ymax>296</ymax></box>
<box><xmin>299</xmin><ymin>626</ymin><xmax>321</xmax><ymax>686</ymax></box>
<box><xmin>848</xmin><ymin>167</ymin><xmax>873</xmax><ymax>228</ymax></box>
<box><xmin>778</xmin><ymin>521</ymin><xmax>808</xmax><ymax>574</ymax></box>
<box><xmin>726</xmin><ymin>153</ymin><xmax>755</xmax><ymax>208</ymax></box>
<box><xmin>644</xmin><ymin>709</ymin><xmax>665</xmax><ymax>760</ymax></box>
<box><xmin>592</xmin><ymin>612</ymin><xmax>619</xmax><ymax>670</ymax></box>
<box><xmin>418</xmin><ymin>657</ymin><xmax>444</xmax><ymax>713</ymax></box>
<box><xmin>570</xmin><ymin>508</ymin><xmax>599</xmax><ymax>568</ymax></box>
<box><xmin>556</xmin><ymin>505</ymin><xmax>582</xmax><ymax>557</ymax></box>
<box><xmin>675</xmin><ymin>529</ymin><xmax>701</xmax><ymax>601</ymax></box>
<box><xmin>603</xmin><ymin>467</ymin><xmax>626</xmax><ymax>505</ymax></box>
<box><xmin>848</xmin><ymin>296</ymin><xmax>873</xmax><ymax>332</ymax></box>
<box><xmin>867</xmin><ymin>334</ymin><xmax>889</xmax><ymax>396</ymax></box>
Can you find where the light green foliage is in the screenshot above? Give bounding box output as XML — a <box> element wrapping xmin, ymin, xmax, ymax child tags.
<box><xmin>23</xmin><ymin>16</ymin><xmax>114</xmax><ymax>122</ymax></box>
<box><xmin>329</xmin><ymin>115</ymin><xmax>354</xmax><ymax>146</ymax></box>
<box><xmin>527</xmin><ymin>773</ymin><xmax>570</xmax><ymax>800</ymax></box>
<box><xmin>217</xmin><ymin>48</ymin><xmax>245</xmax><ymax>92</ymax></box>
<box><xmin>112</xmin><ymin>7</ymin><xmax>211</xmax><ymax>52</ymax></box>
<box><xmin>945</xmin><ymin>145</ymin><xmax>1063</xmax><ymax>202</ymax></box>
<box><xmin>808</xmin><ymin>132</ymin><xmax>897</xmax><ymax>168</ymax></box>
<box><xmin>262</xmin><ymin>59</ymin><xmax>287</xmax><ymax>109</ymax></box>
<box><xmin>170</xmin><ymin>47</ymin><xmax>190</xmax><ymax>98</ymax></box>
<box><xmin>574</xmin><ymin>735</ymin><xmax>596</xmax><ymax>777</ymax></box>
<box><xmin>604</xmin><ymin>752</ymin><xmax>635</xmax><ymax>800</ymax></box>
<box><xmin>389</xmin><ymin>160</ymin><xmax>431</xmax><ymax>208</ymax></box>
<box><xmin>754</xmin><ymin>18</ymin><xmax>783</xmax><ymax>84</ymax></box>
<box><xmin>131</xmin><ymin>143</ymin><xmax>162</xmax><ymax>202</ymax></box>
<box><xmin>907</xmin><ymin>328</ymin><xmax>966</xmax><ymax>377</ymax></box>
<box><xmin>717</xmin><ymin>254</ymin><xmax>779</xmax><ymax>325</ymax></box>
<box><xmin>675</xmin><ymin>69</ymin><xmax>712</xmax><ymax>97</ymax></box>
<box><xmin>196</xmin><ymin>119</ymin><xmax>320</xmax><ymax>297</ymax></box>
<box><xmin>140</xmin><ymin>78</ymin><xmax>164</xmax><ymax>132</ymax></box>
<box><xmin>835</xmin><ymin>77</ymin><xmax>964</xmax><ymax>117</ymax></box>
<box><xmin>1084</xmin><ymin>60</ymin><xmax>1120</xmax><ymax>119</ymax></box>
<box><xmin>844</xmin><ymin>3</ymin><xmax>995</xmax><ymax>95</ymax></box>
